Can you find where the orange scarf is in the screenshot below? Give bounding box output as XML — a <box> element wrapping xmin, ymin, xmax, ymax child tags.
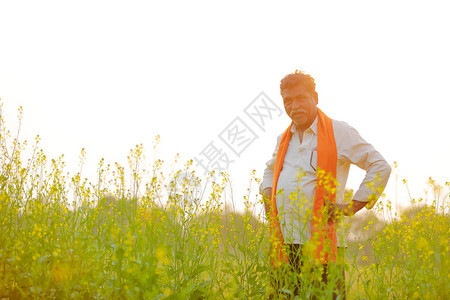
<box><xmin>269</xmin><ymin>108</ymin><xmax>337</xmax><ymax>265</ymax></box>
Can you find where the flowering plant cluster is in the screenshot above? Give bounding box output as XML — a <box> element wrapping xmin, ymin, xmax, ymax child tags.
<box><xmin>0</xmin><ymin>102</ymin><xmax>448</xmax><ymax>299</ymax></box>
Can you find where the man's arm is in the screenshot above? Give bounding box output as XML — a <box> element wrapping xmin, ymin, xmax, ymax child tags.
<box><xmin>327</xmin><ymin>122</ymin><xmax>392</xmax><ymax>221</ymax></box>
<box><xmin>340</xmin><ymin>124</ymin><xmax>391</xmax><ymax>207</ymax></box>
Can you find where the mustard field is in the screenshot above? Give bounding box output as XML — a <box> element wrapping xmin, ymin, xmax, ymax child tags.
<box><xmin>1</xmin><ymin>104</ymin><xmax>449</xmax><ymax>299</ymax></box>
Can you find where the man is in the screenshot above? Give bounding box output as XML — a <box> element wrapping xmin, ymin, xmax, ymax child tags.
<box><xmin>260</xmin><ymin>70</ymin><xmax>391</xmax><ymax>298</ymax></box>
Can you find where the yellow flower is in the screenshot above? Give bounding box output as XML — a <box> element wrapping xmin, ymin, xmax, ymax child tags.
<box><xmin>156</xmin><ymin>247</ymin><xmax>170</xmax><ymax>265</ymax></box>
<box><xmin>51</xmin><ymin>263</ymin><xmax>70</xmax><ymax>283</ymax></box>
<box><xmin>417</xmin><ymin>236</ymin><xmax>430</xmax><ymax>251</ymax></box>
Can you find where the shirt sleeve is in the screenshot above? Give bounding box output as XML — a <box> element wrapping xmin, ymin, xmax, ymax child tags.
<box><xmin>338</xmin><ymin>123</ymin><xmax>392</xmax><ymax>203</ymax></box>
<box><xmin>259</xmin><ymin>134</ymin><xmax>282</xmax><ymax>194</ymax></box>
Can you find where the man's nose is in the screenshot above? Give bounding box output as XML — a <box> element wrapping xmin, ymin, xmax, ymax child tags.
<box><xmin>292</xmin><ymin>100</ymin><xmax>301</xmax><ymax>109</ymax></box>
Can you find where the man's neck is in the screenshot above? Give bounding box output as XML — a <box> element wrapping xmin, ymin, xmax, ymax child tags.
<box><xmin>295</xmin><ymin>125</ymin><xmax>307</xmax><ymax>144</ymax></box>
<box><xmin>295</xmin><ymin>118</ymin><xmax>315</xmax><ymax>143</ymax></box>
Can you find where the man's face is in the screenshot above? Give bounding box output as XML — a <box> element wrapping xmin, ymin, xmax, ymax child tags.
<box><xmin>281</xmin><ymin>84</ymin><xmax>318</xmax><ymax>130</ymax></box>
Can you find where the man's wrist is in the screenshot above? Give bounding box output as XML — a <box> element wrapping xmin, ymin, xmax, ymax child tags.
<box><xmin>337</xmin><ymin>203</ymin><xmax>353</xmax><ymax>216</ymax></box>
<box><xmin>348</xmin><ymin>199</ymin><xmax>366</xmax><ymax>215</ymax></box>
<box><xmin>335</xmin><ymin>201</ymin><xmax>361</xmax><ymax>216</ymax></box>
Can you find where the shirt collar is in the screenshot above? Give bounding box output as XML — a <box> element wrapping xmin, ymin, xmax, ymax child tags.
<box><xmin>290</xmin><ymin>116</ymin><xmax>318</xmax><ymax>135</ymax></box>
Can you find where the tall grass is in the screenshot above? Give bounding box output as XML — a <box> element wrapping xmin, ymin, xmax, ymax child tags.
<box><xmin>1</xmin><ymin>102</ymin><xmax>449</xmax><ymax>299</ymax></box>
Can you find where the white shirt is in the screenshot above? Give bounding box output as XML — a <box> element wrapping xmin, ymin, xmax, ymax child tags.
<box><xmin>260</xmin><ymin>116</ymin><xmax>391</xmax><ymax>246</ymax></box>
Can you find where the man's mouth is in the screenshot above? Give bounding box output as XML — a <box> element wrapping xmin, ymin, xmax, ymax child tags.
<box><xmin>292</xmin><ymin>111</ymin><xmax>306</xmax><ymax>118</ymax></box>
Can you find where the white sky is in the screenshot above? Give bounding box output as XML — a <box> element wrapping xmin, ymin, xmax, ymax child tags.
<box><xmin>1</xmin><ymin>0</ymin><xmax>449</xmax><ymax>212</ymax></box>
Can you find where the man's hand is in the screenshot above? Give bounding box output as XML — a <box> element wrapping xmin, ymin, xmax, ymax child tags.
<box><xmin>262</xmin><ymin>187</ymin><xmax>272</xmax><ymax>218</ymax></box>
<box><xmin>325</xmin><ymin>200</ymin><xmax>366</xmax><ymax>223</ymax></box>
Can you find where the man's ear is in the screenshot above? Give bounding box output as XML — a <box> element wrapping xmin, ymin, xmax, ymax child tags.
<box><xmin>314</xmin><ymin>92</ymin><xmax>319</xmax><ymax>104</ymax></box>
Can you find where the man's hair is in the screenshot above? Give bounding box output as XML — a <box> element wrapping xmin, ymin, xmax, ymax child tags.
<box><xmin>280</xmin><ymin>70</ymin><xmax>316</xmax><ymax>95</ymax></box>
